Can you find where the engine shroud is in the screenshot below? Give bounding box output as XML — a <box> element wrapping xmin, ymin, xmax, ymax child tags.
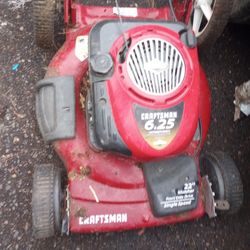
<box><xmin>87</xmin><ymin>20</ymin><xmax>200</xmax><ymax>160</ymax></box>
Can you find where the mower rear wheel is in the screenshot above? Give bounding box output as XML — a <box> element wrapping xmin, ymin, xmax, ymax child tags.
<box><xmin>201</xmin><ymin>151</ymin><xmax>243</xmax><ymax>214</ymax></box>
<box><xmin>190</xmin><ymin>0</ymin><xmax>234</xmax><ymax>49</ymax></box>
<box><xmin>230</xmin><ymin>0</ymin><xmax>250</xmax><ymax>24</ymax></box>
<box><xmin>32</xmin><ymin>164</ymin><xmax>63</xmax><ymax>239</ymax></box>
<box><xmin>33</xmin><ymin>0</ymin><xmax>64</xmax><ymax>49</ymax></box>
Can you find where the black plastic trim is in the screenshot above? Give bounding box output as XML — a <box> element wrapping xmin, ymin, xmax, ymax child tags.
<box><xmin>143</xmin><ymin>155</ymin><xmax>198</xmax><ymax>217</ymax></box>
<box><xmin>36</xmin><ymin>76</ymin><xmax>75</xmax><ymax>142</ymax></box>
<box><xmin>89</xmin><ymin>20</ymin><xmax>196</xmax><ymax>58</ymax></box>
<box><xmin>86</xmin><ymin>82</ymin><xmax>131</xmax><ymax>155</ymax></box>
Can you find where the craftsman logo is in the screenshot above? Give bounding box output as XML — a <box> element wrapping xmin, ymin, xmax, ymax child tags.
<box><xmin>134</xmin><ymin>103</ymin><xmax>184</xmax><ymax>150</ymax></box>
<box><xmin>79</xmin><ymin>213</ymin><xmax>127</xmax><ymax>225</ymax></box>
<box><xmin>141</xmin><ymin>111</ymin><xmax>177</xmax><ymax>121</ymax></box>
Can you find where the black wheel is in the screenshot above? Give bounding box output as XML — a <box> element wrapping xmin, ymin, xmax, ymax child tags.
<box><xmin>32</xmin><ymin>164</ymin><xmax>63</xmax><ymax>239</ymax></box>
<box><xmin>33</xmin><ymin>0</ymin><xmax>64</xmax><ymax>49</ymax></box>
<box><xmin>190</xmin><ymin>0</ymin><xmax>234</xmax><ymax>49</ymax></box>
<box><xmin>230</xmin><ymin>0</ymin><xmax>250</xmax><ymax>24</ymax></box>
<box><xmin>201</xmin><ymin>151</ymin><xmax>243</xmax><ymax>214</ymax></box>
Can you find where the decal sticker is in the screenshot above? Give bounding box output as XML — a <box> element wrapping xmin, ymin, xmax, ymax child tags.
<box><xmin>75</xmin><ymin>36</ymin><xmax>88</xmax><ymax>62</ymax></box>
<box><xmin>160</xmin><ymin>182</ymin><xmax>196</xmax><ymax>209</ymax></box>
<box><xmin>79</xmin><ymin>213</ymin><xmax>127</xmax><ymax>225</ymax></box>
<box><xmin>134</xmin><ymin>103</ymin><xmax>184</xmax><ymax>150</ymax></box>
<box><xmin>113</xmin><ymin>7</ymin><xmax>138</xmax><ymax>17</ymax></box>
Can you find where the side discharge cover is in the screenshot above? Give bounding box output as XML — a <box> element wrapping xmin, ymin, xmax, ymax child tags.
<box><xmin>143</xmin><ymin>155</ymin><xmax>198</xmax><ymax>217</ymax></box>
<box><xmin>36</xmin><ymin>76</ymin><xmax>75</xmax><ymax>142</ymax></box>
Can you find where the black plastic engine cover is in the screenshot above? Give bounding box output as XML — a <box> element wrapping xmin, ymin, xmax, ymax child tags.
<box><xmin>86</xmin><ymin>82</ymin><xmax>131</xmax><ymax>155</ymax></box>
<box><xmin>143</xmin><ymin>155</ymin><xmax>198</xmax><ymax>217</ymax></box>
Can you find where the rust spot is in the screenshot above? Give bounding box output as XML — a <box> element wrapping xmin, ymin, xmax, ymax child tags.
<box><xmin>68</xmin><ymin>169</ymin><xmax>78</xmax><ymax>180</ymax></box>
<box><xmin>75</xmin><ymin>207</ymin><xmax>87</xmax><ymax>218</ymax></box>
<box><xmin>68</xmin><ymin>166</ymin><xmax>91</xmax><ymax>180</ymax></box>
<box><xmin>79</xmin><ymin>165</ymin><xmax>91</xmax><ymax>177</ymax></box>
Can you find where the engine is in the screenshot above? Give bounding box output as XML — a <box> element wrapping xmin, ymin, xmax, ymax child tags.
<box><xmin>86</xmin><ymin>20</ymin><xmax>200</xmax><ymax>160</ymax></box>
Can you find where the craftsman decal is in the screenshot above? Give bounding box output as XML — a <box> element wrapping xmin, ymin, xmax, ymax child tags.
<box><xmin>134</xmin><ymin>103</ymin><xmax>184</xmax><ymax>150</ymax></box>
<box><xmin>79</xmin><ymin>213</ymin><xmax>127</xmax><ymax>225</ymax></box>
<box><xmin>161</xmin><ymin>182</ymin><xmax>196</xmax><ymax>209</ymax></box>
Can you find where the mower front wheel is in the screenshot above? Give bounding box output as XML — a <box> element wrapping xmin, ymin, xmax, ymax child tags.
<box><xmin>32</xmin><ymin>164</ymin><xmax>63</xmax><ymax>239</ymax></box>
<box><xmin>201</xmin><ymin>151</ymin><xmax>243</xmax><ymax>215</ymax></box>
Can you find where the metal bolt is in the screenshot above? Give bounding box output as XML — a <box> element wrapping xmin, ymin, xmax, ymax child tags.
<box><xmin>90</xmin><ymin>53</ymin><xmax>113</xmax><ymax>74</ymax></box>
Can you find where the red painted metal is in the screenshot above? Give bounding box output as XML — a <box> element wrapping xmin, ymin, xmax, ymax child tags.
<box><xmin>68</xmin><ymin>2</ymin><xmax>194</xmax><ymax>28</ymax></box>
<box><xmin>71</xmin><ymin>4</ymin><xmax>171</xmax><ymax>27</ymax></box>
<box><xmin>173</xmin><ymin>0</ymin><xmax>193</xmax><ymax>23</ymax></box>
<box><xmin>70</xmin><ymin>193</ymin><xmax>205</xmax><ymax>233</ymax></box>
<box><xmin>43</xmin><ymin>1</ymin><xmax>211</xmax><ymax>234</ymax></box>
<box><xmin>109</xmin><ymin>24</ymin><xmax>202</xmax><ymax>160</ymax></box>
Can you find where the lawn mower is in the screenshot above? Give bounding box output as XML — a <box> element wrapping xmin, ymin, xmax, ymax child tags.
<box><xmin>32</xmin><ymin>0</ymin><xmax>243</xmax><ymax>238</ymax></box>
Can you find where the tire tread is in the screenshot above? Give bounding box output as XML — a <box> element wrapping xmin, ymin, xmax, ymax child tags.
<box><xmin>197</xmin><ymin>0</ymin><xmax>234</xmax><ymax>50</ymax></box>
<box><xmin>32</xmin><ymin>164</ymin><xmax>57</xmax><ymax>239</ymax></box>
<box><xmin>33</xmin><ymin>0</ymin><xmax>56</xmax><ymax>48</ymax></box>
<box><xmin>205</xmin><ymin>151</ymin><xmax>243</xmax><ymax>214</ymax></box>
